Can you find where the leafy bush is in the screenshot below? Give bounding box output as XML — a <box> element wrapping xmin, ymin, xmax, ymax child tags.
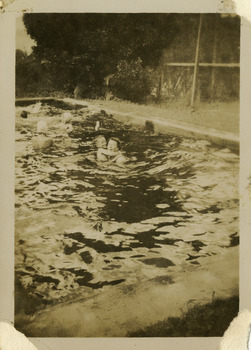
<box><xmin>109</xmin><ymin>58</ymin><xmax>157</xmax><ymax>103</ymax></box>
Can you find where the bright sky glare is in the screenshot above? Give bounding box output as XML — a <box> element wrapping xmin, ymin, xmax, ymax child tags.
<box><xmin>16</xmin><ymin>14</ymin><xmax>36</xmax><ymax>54</ymax></box>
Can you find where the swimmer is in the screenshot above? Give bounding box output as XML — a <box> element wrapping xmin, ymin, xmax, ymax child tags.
<box><xmin>144</xmin><ymin>120</ymin><xmax>155</xmax><ymax>134</ymax></box>
<box><xmin>37</xmin><ymin>120</ymin><xmax>48</xmax><ymax>134</ymax></box>
<box><xmin>32</xmin><ymin>120</ymin><xmax>53</xmax><ymax>150</ymax></box>
<box><xmin>96</xmin><ymin>135</ymin><xmax>108</xmax><ymax>162</ymax></box>
<box><xmin>61</xmin><ymin>112</ymin><xmax>73</xmax><ymax>133</ymax></box>
<box><xmin>20</xmin><ymin>110</ymin><xmax>28</xmax><ymax>119</ymax></box>
<box><xmin>62</xmin><ymin>112</ymin><xmax>72</xmax><ymax>124</ymax></box>
<box><xmin>95</xmin><ymin>135</ymin><xmax>107</xmax><ymax>148</ymax></box>
<box><xmin>97</xmin><ymin>137</ymin><xmax>128</xmax><ymax>165</ymax></box>
<box><xmin>95</xmin><ymin>121</ymin><xmax>100</xmax><ymax>132</ymax></box>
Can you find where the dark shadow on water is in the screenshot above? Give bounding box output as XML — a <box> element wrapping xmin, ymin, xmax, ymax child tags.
<box><xmin>64</xmin><ymin>232</ymin><xmax>132</xmax><ymax>253</ymax></box>
<box><xmin>78</xmin><ymin>278</ymin><xmax>126</xmax><ymax>289</ymax></box>
<box><xmin>139</xmin><ymin>257</ymin><xmax>175</xmax><ymax>268</ymax></box>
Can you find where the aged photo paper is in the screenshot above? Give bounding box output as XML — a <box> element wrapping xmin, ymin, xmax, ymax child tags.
<box><xmin>1</xmin><ymin>0</ymin><xmax>251</xmax><ymax>349</ymax></box>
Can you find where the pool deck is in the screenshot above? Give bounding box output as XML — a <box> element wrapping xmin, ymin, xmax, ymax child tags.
<box><xmin>16</xmin><ymin>97</ymin><xmax>239</xmax><ymax>152</ymax></box>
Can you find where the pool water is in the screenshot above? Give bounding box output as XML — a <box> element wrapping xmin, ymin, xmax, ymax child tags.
<box><xmin>15</xmin><ymin>103</ymin><xmax>239</xmax><ymax>313</ymax></box>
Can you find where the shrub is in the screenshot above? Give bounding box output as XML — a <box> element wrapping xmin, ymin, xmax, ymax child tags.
<box><xmin>110</xmin><ymin>58</ymin><xmax>157</xmax><ymax>103</ymax></box>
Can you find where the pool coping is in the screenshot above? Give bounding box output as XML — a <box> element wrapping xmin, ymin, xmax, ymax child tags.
<box><xmin>16</xmin><ymin>97</ymin><xmax>239</xmax><ymax>152</ymax></box>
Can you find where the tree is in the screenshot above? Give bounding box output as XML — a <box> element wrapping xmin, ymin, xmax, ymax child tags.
<box><xmin>23</xmin><ymin>14</ymin><xmax>178</xmax><ymax>96</ymax></box>
<box><xmin>16</xmin><ymin>49</ymin><xmax>57</xmax><ymax>97</ymax></box>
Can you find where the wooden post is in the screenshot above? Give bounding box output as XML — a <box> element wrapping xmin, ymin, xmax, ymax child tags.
<box><xmin>210</xmin><ymin>16</ymin><xmax>218</xmax><ymax>100</ymax></box>
<box><xmin>158</xmin><ymin>70</ymin><xmax>164</xmax><ymax>101</ymax></box>
<box><xmin>191</xmin><ymin>14</ymin><xmax>203</xmax><ymax>106</ymax></box>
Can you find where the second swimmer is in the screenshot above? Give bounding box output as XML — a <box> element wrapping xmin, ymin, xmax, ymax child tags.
<box><xmin>97</xmin><ymin>137</ymin><xmax>128</xmax><ymax>166</ymax></box>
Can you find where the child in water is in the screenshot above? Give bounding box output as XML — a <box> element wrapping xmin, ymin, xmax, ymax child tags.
<box><xmin>32</xmin><ymin>120</ymin><xmax>53</xmax><ymax>151</ymax></box>
<box><xmin>96</xmin><ymin>135</ymin><xmax>108</xmax><ymax>162</ymax></box>
<box><xmin>97</xmin><ymin>137</ymin><xmax>128</xmax><ymax>165</ymax></box>
<box><xmin>61</xmin><ymin>112</ymin><xmax>73</xmax><ymax>134</ymax></box>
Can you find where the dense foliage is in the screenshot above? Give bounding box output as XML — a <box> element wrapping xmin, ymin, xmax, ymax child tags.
<box><xmin>109</xmin><ymin>58</ymin><xmax>157</xmax><ymax>103</ymax></box>
<box><xmin>16</xmin><ymin>50</ymin><xmax>50</xmax><ymax>97</ymax></box>
<box><xmin>22</xmin><ymin>13</ymin><xmax>177</xmax><ymax>99</ymax></box>
<box><xmin>17</xmin><ymin>14</ymin><xmax>240</xmax><ymax>102</ymax></box>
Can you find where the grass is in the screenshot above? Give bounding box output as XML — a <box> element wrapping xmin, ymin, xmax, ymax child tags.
<box><xmin>127</xmin><ymin>296</ymin><xmax>239</xmax><ymax>337</ymax></box>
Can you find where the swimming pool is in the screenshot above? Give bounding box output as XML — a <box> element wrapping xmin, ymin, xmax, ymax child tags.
<box><xmin>15</xmin><ymin>101</ymin><xmax>239</xmax><ymax>336</ymax></box>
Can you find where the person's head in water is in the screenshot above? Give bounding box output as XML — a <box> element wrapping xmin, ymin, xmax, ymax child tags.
<box><xmin>62</xmin><ymin>112</ymin><xmax>72</xmax><ymax>124</ymax></box>
<box><xmin>21</xmin><ymin>110</ymin><xmax>28</xmax><ymax>119</ymax></box>
<box><xmin>96</xmin><ymin>135</ymin><xmax>107</xmax><ymax>149</ymax></box>
<box><xmin>107</xmin><ymin>138</ymin><xmax>121</xmax><ymax>152</ymax></box>
<box><xmin>37</xmin><ymin>120</ymin><xmax>48</xmax><ymax>135</ymax></box>
<box><xmin>145</xmin><ymin>120</ymin><xmax>154</xmax><ymax>134</ymax></box>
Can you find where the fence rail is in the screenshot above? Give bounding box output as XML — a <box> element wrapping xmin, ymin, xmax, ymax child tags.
<box><xmin>164</xmin><ymin>63</ymin><xmax>240</xmax><ymax>68</ymax></box>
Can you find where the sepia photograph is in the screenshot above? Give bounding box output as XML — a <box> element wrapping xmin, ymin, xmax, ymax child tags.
<box><xmin>14</xmin><ymin>13</ymin><xmax>240</xmax><ymax>339</ymax></box>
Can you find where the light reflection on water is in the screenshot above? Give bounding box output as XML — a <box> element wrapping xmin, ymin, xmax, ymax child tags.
<box><xmin>15</xmin><ymin>104</ymin><xmax>239</xmax><ymax>311</ymax></box>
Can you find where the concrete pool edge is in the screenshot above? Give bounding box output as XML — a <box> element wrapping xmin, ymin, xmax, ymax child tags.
<box><xmin>16</xmin><ymin>97</ymin><xmax>239</xmax><ymax>152</ymax></box>
<box><xmin>63</xmin><ymin>98</ymin><xmax>240</xmax><ymax>152</ymax></box>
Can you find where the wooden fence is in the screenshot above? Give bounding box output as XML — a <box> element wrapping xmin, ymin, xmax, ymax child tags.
<box><xmin>160</xmin><ymin>14</ymin><xmax>240</xmax><ymax>106</ymax></box>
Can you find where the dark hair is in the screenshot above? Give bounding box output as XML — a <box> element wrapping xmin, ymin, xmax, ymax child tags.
<box><xmin>109</xmin><ymin>137</ymin><xmax>121</xmax><ymax>150</ymax></box>
<box><xmin>21</xmin><ymin>110</ymin><xmax>28</xmax><ymax>119</ymax></box>
<box><xmin>145</xmin><ymin>120</ymin><xmax>154</xmax><ymax>134</ymax></box>
<box><xmin>95</xmin><ymin>135</ymin><xmax>107</xmax><ymax>147</ymax></box>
